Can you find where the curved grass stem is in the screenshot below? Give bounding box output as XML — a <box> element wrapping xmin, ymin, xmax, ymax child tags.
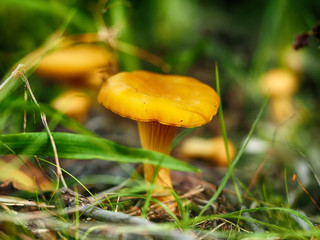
<box><xmin>17</xmin><ymin>65</ymin><xmax>67</xmax><ymax>189</ymax></box>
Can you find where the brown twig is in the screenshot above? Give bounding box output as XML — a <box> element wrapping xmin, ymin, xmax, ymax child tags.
<box><xmin>292</xmin><ymin>173</ymin><xmax>320</xmax><ymax>212</ymax></box>
<box><xmin>246</xmin><ymin>148</ymin><xmax>273</xmax><ymax>194</ymax></box>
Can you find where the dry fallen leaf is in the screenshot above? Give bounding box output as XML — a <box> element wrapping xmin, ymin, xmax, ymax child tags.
<box><xmin>0</xmin><ymin>156</ymin><xmax>53</xmax><ymax>193</ymax></box>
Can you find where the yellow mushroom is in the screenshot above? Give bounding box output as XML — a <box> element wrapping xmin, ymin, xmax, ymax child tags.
<box><xmin>180</xmin><ymin>137</ymin><xmax>236</xmax><ymax>167</ymax></box>
<box><xmin>35</xmin><ymin>38</ymin><xmax>118</xmax><ymax>122</ymax></box>
<box><xmin>98</xmin><ymin>70</ymin><xmax>220</xmax><ymax>202</ymax></box>
<box><xmin>52</xmin><ymin>90</ymin><xmax>92</xmax><ymax>122</ymax></box>
<box><xmin>35</xmin><ymin>42</ymin><xmax>118</xmax><ymax>90</ymax></box>
<box><xmin>260</xmin><ymin>68</ymin><xmax>299</xmax><ymax>124</ymax></box>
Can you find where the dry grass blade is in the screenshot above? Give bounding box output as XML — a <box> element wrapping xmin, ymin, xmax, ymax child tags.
<box><xmin>292</xmin><ymin>173</ymin><xmax>320</xmax><ymax>212</ymax></box>
<box><xmin>8</xmin><ymin>64</ymin><xmax>67</xmax><ymax>189</ymax></box>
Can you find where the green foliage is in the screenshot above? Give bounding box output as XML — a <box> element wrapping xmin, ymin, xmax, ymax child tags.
<box><xmin>0</xmin><ymin>132</ymin><xmax>198</xmax><ymax>172</ymax></box>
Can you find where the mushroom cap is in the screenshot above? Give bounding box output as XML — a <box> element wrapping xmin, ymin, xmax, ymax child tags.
<box><xmin>98</xmin><ymin>71</ymin><xmax>220</xmax><ymax>128</ymax></box>
<box><xmin>52</xmin><ymin>90</ymin><xmax>91</xmax><ymax>122</ymax></box>
<box><xmin>35</xmin><ymin>43</ymin><xmax>117</xmax><ymax>88</ymax></box>
<box><xmin>260</xmin><ymin>68</ymin><xmax>299</xmax><ymax>97</ymax></box>
<box><xmin>180</xmin><ymin>136</ymin><xmax>236</xmax><ymax>167</ymax></box>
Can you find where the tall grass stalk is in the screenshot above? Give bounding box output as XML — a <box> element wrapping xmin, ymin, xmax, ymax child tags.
<box><xmin>196</xmin><ymin>95</ymin><xmax>269</xmax><ymax>218</ymax></box>
<box><xmin>215</xmin><ymin>62</ymin><xmax>243</xmax><ymax>204</ymax></box>
<box><xmin>74</xmin><ymin>187</ymin><xmax>80</xmax><ymax>240</ymax></box>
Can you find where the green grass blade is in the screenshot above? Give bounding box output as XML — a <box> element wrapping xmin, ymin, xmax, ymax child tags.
<box><xmin>215</xmin><ymin>63</ymin><xmax>231</xmax><ymax>165</ymax></box>
<box><xmin>192</xmin><ymin>207</ymin><xmax>316</xmax><ymax>234</ymax></box>
<box><xmin>171</xmin><ymin>127</ymin><xmax>196</xmax><ymax>150</ymax></box>
<box><xmin>284</xmin><ymin>168</ymin><xmax>290</xmax><ymax>208</ymax></box>
<box><xmin>0</xmin><ymin>132</ymin><xmax>199</xmax><ymax>172</ymax></box>
<box><xmin>0</xmin><ymin>0</ymin><xmax>94</xmax><ymax>31</ymax></box>
<box><xmin>0</xmin><ymin>97</ymin><xmax>94</xmax><ymax>136</ymax></box>
<box><xmin>0</xmin><ymin>26</ymin><xmax>68</xmax><ymax>104</ymax></box>
<box><xmin>197</xmin><ymin>96</ymin><xmax>269</xmax><ymax>218</ymax></box>
<box><xmin>222</xmin><ymin>207</ymin><xmax>316</xmax><ymax>230</ymax></box>
<box><xmin>215</xmin><ymin>62</ymin><xmax>242</xmax><ymax>204</ymax></box>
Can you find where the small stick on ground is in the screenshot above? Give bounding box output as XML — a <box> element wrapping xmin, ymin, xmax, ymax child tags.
<box><xmin>80</xmin><ymin>204</ymin><xmax>195</xmax><ymax>240</ymax></box>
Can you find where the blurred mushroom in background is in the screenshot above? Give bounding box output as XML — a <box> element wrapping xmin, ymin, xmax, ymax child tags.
<box><xmin>51</xmin><ymin>90</ymin><xmax>92</xmax><ymax>123</ymax></box>
<box><xmin>260</xmin><ymin>68</ymin><xmax>299</xmax><ymax>124</ymax></box>
<box><xmin>35</xmin><ymin>34</ymin><xmax>118</xmax><ymax>121</ymax></box>
<box><xmin>179</xmin><ymin>136</ymin><xmax>237</xmax><ymax>167</ymax></box>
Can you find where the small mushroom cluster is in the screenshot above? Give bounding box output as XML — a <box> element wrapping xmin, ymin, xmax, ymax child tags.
<box><xmin>35</xmin><ymin>35</ymin><xmax>118</xmax><ymax>122</ymax></box>
<box><xmin>98</xmin><ymin>70</ymin><xmax>220</xmax><ymax>202</ymax></box>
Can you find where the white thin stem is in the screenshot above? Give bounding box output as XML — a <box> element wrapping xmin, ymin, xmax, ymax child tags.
<box><xmin>0</xmin><ymin>64</ymin><xmax>25</xmax><ymax>92</ymax></box>
<box><xmin>23</xmin><ymin>85</ymin><xmax>28</xmax><ymax>132</ymax></box>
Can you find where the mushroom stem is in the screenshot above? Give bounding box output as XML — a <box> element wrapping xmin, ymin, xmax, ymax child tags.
<box><xmin>270</xmin><ymin>97</ymin><xmax>295</xmax><ymax>123</ymax></box>
<box><xmin>137</xmin><ymin>121</ymin><xmax>177</xmax><ymax>199</ymax></box>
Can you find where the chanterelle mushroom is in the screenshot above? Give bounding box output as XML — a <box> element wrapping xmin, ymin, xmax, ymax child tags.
<box><xmin>36</xmin><ymin>43</ymin><xmax>118</xmax><ymax>90</ymax></box>
<box><xmin>180</xmin><ymin>137</ymin><xmax>236</xmax><ymax>167</ymax></box>
<box><xmin>35</xmin><ymin>38</ymin><xmax>118</xmax><ymax>122</ymax></box>
<box><xmin>260</xmin><ymin>68</ymin><xmax>299</xmax><ymax>123</ymax></box>
<box><xmin>52</xmin><ymin>90</ymin><xmax>91</xmax><ymax>122</ymax></box>
<box><xmin>98</xmin><ymin>70</ymin><xmax>220</xmax><ymax>202</ymax></box>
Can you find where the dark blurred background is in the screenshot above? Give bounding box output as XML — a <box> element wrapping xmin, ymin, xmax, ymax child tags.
<box><xmin>1</xmin><ymin>0</ymin><xmax>319</xmax><ymax>110</ymax></box>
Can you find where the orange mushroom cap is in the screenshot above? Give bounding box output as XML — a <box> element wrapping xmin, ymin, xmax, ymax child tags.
<box><xmin>36</xmin><ymin>43</ymin><xmax>118</xmax><ymax>89</ymax></box>
<box><xmin>52</xmin><ymin>90</ymin><xmax>91</xmax><ymax>122</ymax></box>
<box><xmin>98</xmin><ymin>71</ymin><xmax>220</xmax><ymax>128</ymax></box>
<box><xmin>260</xmin><ymin>68</ymin><xmax>299</xmax><ymax>97</ymax></box>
